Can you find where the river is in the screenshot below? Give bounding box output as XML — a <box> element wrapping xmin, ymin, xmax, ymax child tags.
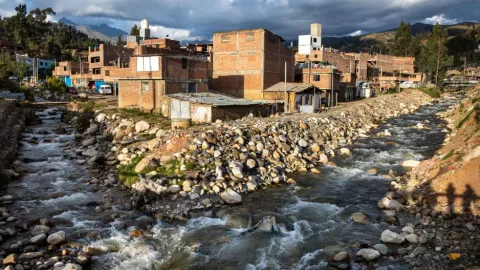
<box><xmin>0</xmin><ymin>97</ymin><xmax>458</xmax><ymax>270</ymax></box>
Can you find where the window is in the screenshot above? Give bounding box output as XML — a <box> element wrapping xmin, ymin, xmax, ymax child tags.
<box><xmin>313</xmin><ymin>75</ymin><xmax>320</xmax><ymax>81</ymax></box>
<box><xmin>314</xmin><ymin>54</ymin><xmax>318</xmax><ymax>58</ymax></box>
<box><xmin>182</xmin><ymin>58</ymin><xmax>188</xmax><ymax>69</ymax></box>
<box><xmin>221</xmin><ymin>34</ymin><xmax>230</xmax><ymax>43</ymax></box>
<box><xmin>313</xmin><ymin>38</ymin><xmax>317</xmax><ymax>43</ymax></box>
<box><xmin>246</xmin><ymin>31</ymin><xmax>255</xmax><ymax>41</ymax></box>
<box><xmin>39</xmin><ymin>62</ymin><xmax>44</xmax><ymax>66</ymax></box>
<box><xmin>141</xmin><ymin>81</ymin><xmax>149</xmax><ymax>92</ymax></box>
<box><xmin>63</xmin><ymin>67</ymin><xmax>68</xmax><ymax>71</ymax></box>
<box><xmin>188</xmin><ymin>82</ymin><xmax>196</xmax><ymax>93</ymax></box>
<box><xmin>181</xmin><ymin>82</ymin><xmax>196</xmax><ymax>93</ymax></box>
<box><xmin>181</xmin><ymin>82</ymin><xmax>188</xmax><ymax>93</ymax></box>
<box><xmin>105</xmin><ymin>70</ymin><xmax>110</xmax><ymax>76</ymax></box>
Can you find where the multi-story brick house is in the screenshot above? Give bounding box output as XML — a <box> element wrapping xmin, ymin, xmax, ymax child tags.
<box><xmin>114</xmin><ymin>54</ymin><xmax>209</xmax><ymax>112</ymax></box>
<box><xmin>88</xmin><ymin>44</ymin><xmax>133</xmax><ymax>82</ymax></box>
<box><xmin>212</xmin><ymin>28</ymin><xmax>295</xmax><ymax>100</ymax></box>
<box><xmin>52</xmin><ymin>61</ymin><xmax>90</xmax><ymax>87</ymax></box>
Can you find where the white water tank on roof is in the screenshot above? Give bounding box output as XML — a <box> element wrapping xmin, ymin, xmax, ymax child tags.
<box><xmin>141</xmin><ymin>19</ymin><xmax>149</xmax><ymax>30</ymax></box>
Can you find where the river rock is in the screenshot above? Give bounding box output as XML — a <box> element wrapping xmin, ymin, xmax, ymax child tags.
<box><xmin>3</xmin><ymin>254</ymin><xmax>17</xmax><ymax>265</ymax></box>
<box><xmin>333</xmin><ymin>251</ymin><xmax>348</xmax><ymax>262</ymax></box>
<box><xmin>381</xmin><ymin>230</ymin><xmax>405</xmax><ymax>244</ymax></box>
<box><xmin>254</xmin><ymin>216</ymin><xmax>278</xmax><ymax>232</ymax></box>
<box><xmin>401</xmin><ymin>225</ymin><xmax>414</xmax><ymax>234</ymax></box>
<box><xmin>220</xmin><ymin>188</ymin><xmax>242</xmax><ymax>204</ymax></box>
<box><xmin>356</xmin><ymin>248</ymin><xmax>380</xmax><ymax>261</ymax></box>
<box><xmin>63</xmin><ymin>263</ymin><xmax>82</xmax><ymax>270</ymax></box>
<box><xmin>405</xmin><ymin>234</ymin><xmax>419</xmax><ymax>244</ymax></box>
<box><xmin>373</xmin><ymin>243</ymin><xmax>389</xmax><ymax>255</ymax></box>
<box><xmin>351</xmin><ymin>212</ymin><xmax>369</xmax><ymax>224</ymax></box>
<box><xmin>18</xmin><ymin>252</ymin><xmax>43</xmax><ymax>260</ymax></box>
<box><xmin>377</xmin><ymin>197</ymin><xmax>404</xmax><ymax>211</ymax></box>
<box><xmin>29</xmin><ymin>233</ymin><xmax>46</xmax><ymax>245</ymax></box>
<box><xmin>82</xmin><ymin>149</ymin><xmax>98</xmax><ymax>158</ymax></box>
<box><xmin>339</xmin><ymin>148</ymin><xmax>351</xmax><ymax>156</ymax></box>
<box><xmin>95</xmin><ymin>113</ymin><xmax>106</xmax><ymax>123</ymax></box>
<box><xmin>135</xmin><ymin>121</ymin><xmax>150</xmax><ymax>133</ymax></box>
<box><xmin>81</xmin><ymin>138</ymin><xmax>96</xmax><ymax>147</ymax></box>
<box><xmin>226</xmin><ymin>214</ymin><xmax>249</xmax><ymax>229</ymax></box>
<box><xmin>401</xmin><ymin>160</ymin><xmax>421</xmax><ymax>168</ymax></box>
<box><xmin>86</xmin><ymin>124</ymin><xmax>99</xmax><ymax>135</ymax></box>
<box><xmin>47</xmin><ymin>231</ymin><xmax>66</xmax><ymax>245</ymax></box>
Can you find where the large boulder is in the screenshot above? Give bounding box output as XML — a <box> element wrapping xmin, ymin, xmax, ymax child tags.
<box><xmin>380</xmin><ymin>229</ymin><xmax>405</xmax><ymax>244</ymax></box>
<box><xmin>220</xmin><ymin>188</ymin><xmax>242</xmax><ymax>204</ymax></box>
<box><xmin>135</xmin><ymin>121</ymin><xmax>150</xmax><ymax>133</ymax></box>
<box><xmin>64</xmin><ymin>263</ymin><xmax>83</xmax><ymax>270</ymax></box>
<box><xmin>340</xmin><ymin>148</ymin><xmax>351</xmax><ymax>156</ymax></box>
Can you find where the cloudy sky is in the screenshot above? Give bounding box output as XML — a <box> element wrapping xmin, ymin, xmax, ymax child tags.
<box><xmin>0</xmin><ymin>0</ymin><xmax>478</xmax><ymax>40</ymax></box>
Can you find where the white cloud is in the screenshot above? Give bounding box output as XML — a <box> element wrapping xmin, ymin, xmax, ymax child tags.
<box><xmin>149</xmin><ymin>25</ymin><xmax>191</xmax><ymax>40</ymax></box>
<box><xmin>349</xmin><ymin>30</ymin><xmax>363</xmax><ymax>36</ymax></box>
<box><xmin>424</xmin><ymin>14</ymin><xmax>458</xmax><ymax>25</ymax></box>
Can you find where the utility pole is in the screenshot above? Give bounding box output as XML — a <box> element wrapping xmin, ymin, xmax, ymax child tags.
<box><xmin>463</xmin><ymin>56</ymin><xmax>467</xmax><ymax>77</ymax></box>
<box><xmin>284</xmin><ymin>61</ymin><xmax>287</xmax><ymax>113</ymax></box>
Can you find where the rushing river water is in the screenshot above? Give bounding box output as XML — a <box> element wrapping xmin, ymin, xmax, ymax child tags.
<box><xmin>1</xmin><ymin>97</ymin><xmax>458</xmax><ymax>270</ymax></box>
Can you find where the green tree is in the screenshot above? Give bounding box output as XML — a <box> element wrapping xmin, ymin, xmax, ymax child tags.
<box><xmin>130</xmin><ymin>24</ymin><xmax>140</xmax><ymax>36</ymax></box>
<box><xmin>418</xmin><ymin>23</ymin><xmax>453</xmax><ymax>87</ymax></box>
<box><xmin>116</xmin><ymin>35</ymin><xmax>125</xmax><ymax>46</ymax></box>
<box><xmin>392</xmin><ymin>21</ymin><xmax>412</xmax><ymax>56</ymax></box>
<box><xmin>0</xmin><ymin>53</ymin><xmax>28</xmax><ymax>81</ymax></box>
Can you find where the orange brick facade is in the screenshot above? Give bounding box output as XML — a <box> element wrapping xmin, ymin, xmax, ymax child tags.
<box><xmin>117</xmin><ymin>55</ymin><xmax>209</xmax><ymax>112</ymax></box>
<box><xmin>212</xmin><ymin>29</ymin><xmax>295</xmax><ymax>100</ymax></box>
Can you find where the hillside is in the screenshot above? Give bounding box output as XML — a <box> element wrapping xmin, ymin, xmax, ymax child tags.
<box><xmin>321</xmin><ymin>22</ymin><xmax>480</xmax><ymax>52</ymax></box>
<box><xmin>58</xmin><ymin>17</ymin><xmax>127</xmax><ymax>43</ymax></box>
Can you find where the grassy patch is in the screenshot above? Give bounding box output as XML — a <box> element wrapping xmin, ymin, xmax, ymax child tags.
<box><xmin>459</xmin><ymin>102</ymin><xmax>465</xmax><ymax>112</ymax></box>
<box><xmin>419</xmin><ymin>87</ymin><xmax>442</xmax><ymax>98</ymax></box>
<box><xmin>118</xmin><ymin>155</ymin><xmax>144</xmax><ymax>186</ymax></box>
<box><xmin>456</xmin><ymin>105</ymin><xmax>479</xmax><ymax>129</ymax></box>
<box><xmin>472</xmin><ymin>97</ymin><xmax>479</xmax><ymax>104</ymax></box>
<box><xmin>118</xmin><ymin>108</ymin><xmax>164</xmax><ymax>121</ymax></box>
<box><xmin>442</xmin><ymin>150</ymin><xmax>454</xmax><ymax>160</ymax></box>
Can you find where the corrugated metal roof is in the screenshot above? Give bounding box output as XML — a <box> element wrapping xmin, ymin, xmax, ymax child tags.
<box><xmin>166</xmin><ymin>93</ymin><xmax>275</xmax><ymax>107</ymax></box>
<box><xmin>263</xmin><ymin>82</ymin><xmax>313</xmax><ymax>93</ymax></box>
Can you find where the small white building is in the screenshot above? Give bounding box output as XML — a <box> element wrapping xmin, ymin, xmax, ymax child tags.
<box><xmin>298</xmin><ymin>23</ymin><xmax>322</xmax><ymax>56</ymax></box>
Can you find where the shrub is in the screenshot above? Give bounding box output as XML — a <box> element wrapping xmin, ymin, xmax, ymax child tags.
<box><xmin>419</xmin><ymin>87</ymin><xmax>442</xmax><ymax>98</ymax></box>
<box><xmin>118</xmin><ymin>155</ymin><xmax>144</xmax><ymax>186</ymax></box>
<box><xmin>44</xmin><ymin>77</ymin><xmax>68</xmax><ymax>93</ymax></box>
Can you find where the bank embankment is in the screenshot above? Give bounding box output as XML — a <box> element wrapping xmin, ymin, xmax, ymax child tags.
<box><xmin>0</xmin><ymin>100</ymin><xmax>36</xmax><ymax>182</ymax></box>
<box><xmin>66</xmin><ymin>89</ymin><xmax>433</xmax><ymax>221</ymax></box>
<box><xmin>380</xmin><ymin>85</ymin><xmax>480</xmax><ymax>269</ymax></box>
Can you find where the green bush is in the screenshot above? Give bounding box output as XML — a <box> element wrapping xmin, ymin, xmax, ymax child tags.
<box><xmin>419</xmin><ymin>87</ymin><xmax>442</xmax><ymax>98</ymax></box>
<box><xmin>118</xmin><ymin>155</ymin><xmax>144</xmax><ymax>186</ymax></box>
<box><xmin>456</xmin><ymin>105</ymin><xmax>479</xmax><ymax>129</ymax></box>
<box><xmin>44</xmin><ymin>77</ymin><xmax>68</xmax><ymax>93</ymax></box>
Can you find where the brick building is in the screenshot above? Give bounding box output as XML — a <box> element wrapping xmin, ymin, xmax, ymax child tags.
<box><xmin>88</xmin><ymin>44</ymin><xmax>133</xmax><ymax>81</ymax></box>
<box><xmin>212</xmin><ymin>28</ymin><xmax>295</xmax><ymax>100</ymax></box>
<box><xmin>52</xmin><ymin>61</ymin><xmax>90</xmax><ymax>87</ymax></box>
<box><xmin>115</xmin><ymin>54</ymin><xmax>209</xmax><ymax>112</ymax></box>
